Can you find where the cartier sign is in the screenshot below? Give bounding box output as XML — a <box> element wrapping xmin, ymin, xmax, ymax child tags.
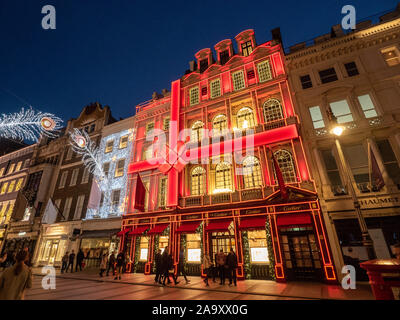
<box><xmin>359</xmin><ymin>196</ymin><xmax>400</xmax><ymax>208</ymax></box>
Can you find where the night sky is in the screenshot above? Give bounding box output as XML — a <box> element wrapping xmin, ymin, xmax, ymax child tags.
<box><xmin>0</xmin><ymin>0</ymin><xmax>398</xmax><ymax>122</ymax></box>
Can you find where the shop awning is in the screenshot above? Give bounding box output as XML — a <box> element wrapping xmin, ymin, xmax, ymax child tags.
<box><xmin>276</xmin><ymin>213</ymin><xmax>312</xmax><ymax>227</ymax></box>
<box><xmin>239</xmin><ymin>217</ymin><xmax>266</xmax><ymax>230</ymax></box>
<box><xmin>117</xmin><ymin>228</ymin><xmax>131</xmax><ymax>237</ymax></box>
<box><xmin>176</xmin><ymin>221</ymin><xmax>201</xmax><ymax>234</ymax></box>
<box><xmin>205</xmin><ymin>219</ymin><xmax>231</xmax><ymax>232</ymax></box>
<box><xmin>147</xmin><ymin>224</ymin><xmax>169</xmax><ymax>235</ymax></box>
<box><xmin>128</xmin><ymin>225</ymin><xmax>150</xmax><ymax>236</ymax></box>
<box><xmin>80</xmin><ymin>229</ymin><xmax>121</xmax><ymax>239</ymax></box>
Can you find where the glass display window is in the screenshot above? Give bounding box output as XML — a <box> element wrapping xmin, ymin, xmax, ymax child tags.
<box><xmin>248</xmin><ymin>230</ymin><xmax>269</xmax><ymax>263</ymax></box>
<box><xmin>186</xmin><ymin>233</ymin><xmax>201</xmax><ymax>263</ymax></box>
<box><xmin>139</xmin><ymin>237</ymin><xmax>149</xmax><ymax>261</ymax></box>
<box><xmin>159</xmin><ymin>236</ymin><xmax>169</xmax><ymax>253</ymax></box>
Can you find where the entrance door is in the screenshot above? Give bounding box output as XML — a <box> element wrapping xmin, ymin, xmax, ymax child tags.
<box><xmin>48</xmin><ymin>241</ymin><xmax>59</xmax><ymax>264</ymax></box>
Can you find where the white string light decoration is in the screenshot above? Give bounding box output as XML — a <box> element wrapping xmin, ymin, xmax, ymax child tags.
<box><xmin>0</xmin><ymin>107</ymin><xmax>63</xmax><ymax>141</ymax></box>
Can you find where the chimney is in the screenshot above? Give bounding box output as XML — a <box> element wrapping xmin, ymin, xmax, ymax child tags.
<box><xmin>271</xmin><ymin>27</ymin><xmax>282</xmax><ymax>45</ymax></box>
<box><xmin>189</xmin><ymin>60</ymin><xmax>196</xmax><ymax>72</ymax></box>
<box><xmin>331</xmin><ymin>24</ymin><xmax>344</xmax><ymax>38</ymax></box>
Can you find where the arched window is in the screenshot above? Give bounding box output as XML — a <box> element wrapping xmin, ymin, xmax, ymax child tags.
<box><xmin>215</xmin><ymin>162</ymin><xmax>232</xmax><ymax>192</ymax></box>
<box><xmin>191</xmin><ymin>121</ymin><xmax>204</xmax><ymax>142</ymax></box>
<box><xmin>273</xmin><ymin>150</ymin><xmax>297</xmax><ymax>183</ymax></box>
<box><xmin>237</xmin><ymin>107</ymin><xmax>255</xmax><ymax>129</ymax></box>
<box><xmin>191</xmin><ymin>166</ymin><xmax>206</xmax><ymax>196</ymax></box>
<box><xmin>243</xmin><ymin>156</ymin><xmax>262</xmax><ymax>188</ymax></box>
<box><xmin>263</xmin><ymin>98</ymin><xmax>284</xmax><ymax>123</ymax></box>
<box><xmin>212</xmin><ymin>114</ymin><xmax>228</xmax><ymax>135</ymax></box>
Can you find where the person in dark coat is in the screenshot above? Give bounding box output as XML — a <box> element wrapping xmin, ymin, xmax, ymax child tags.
<box><xmin>154</xmin><ymin>249</ymin><xmax>162</xmax><ymax>284</ymax></box>
<box><xmin>226</xmin><ymin>248</ymin><xmax>238</xmax><ymax>286</ymax></box>
<box><xmin>75</xmin><ymin>249</ymin><xmax>84</xmax><ymax>272</ymax></box>
<box><xmin>176</xmin><ymin>248</ymin><xmax>190</xmax><ymax>284</ymax></box>
<box><xmin>61</xmin><ymin>252</ymin><xmax>69</xmax><ymax>274</ymax></box>
<box><xmin>216</xmin><ymin>249</ymin><xmax>226</xmax><ymax>285</ymax></box>
<box><xmin>114</xmin><ymin>251</ymin><xmax>125</xmax><ymax>280</ymax></box>
<box><xmin>162</xmin><ymin>247</ymin><xmax>178</xmax><ymax>286</ymax></box>
<box><xmin>67</xmin><ymin>250</ymin><xmax>75</xmax><ymax>273</ymax></box>
<box><xmin>106</xmin><ymin>251</ymin><xmax>116</xmax><ymax>276</ymax></box>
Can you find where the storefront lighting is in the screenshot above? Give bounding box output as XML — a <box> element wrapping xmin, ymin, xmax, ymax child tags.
<box><xmin>213</xmin><ymin>188</ymin><xmax>232</xmax><ymax>194</ymax></box>
<box><xmin>331</xmin><ymin>125</ymin><xmax>345</xmax><ymax>136</ymax></box>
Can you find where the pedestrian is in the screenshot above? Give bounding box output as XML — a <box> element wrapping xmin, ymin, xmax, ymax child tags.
<box><xmin>99</xmin><ymin>253</ymin><xmax>108</xmax><ymax>277</ymax></box>
<box><xmin>67</xmin><ymin>250</ymin><xmax>75</xmax><ymax>273</ymax></box>
<box><xmin>161</xmin><ymin>247</ymin><xmax>174</xmax><ymax>286</ymax></box>
<box><xmin>154</xmin><ymin>249</ymin><xmax>162</xmax><ymax>284</ymax></box>
<box><xmin>114</xmin><ymin>251</ymin><xmax>125</xmax><ymax>280</ymax></box>
<box><xmin>177</xmin><ymin>248</ymin><xmax>190</xmax><ymax>284</ymax></box>
<box><xmin>0</xmin><ymin>252</ymin><xmax>7</xmax><ymax>271</ymax></box>
<box><xmin>106</xmin><ymin>251</ymin><xmax>116</xmax><ymax>276</ymax></box>
<box><xmin>75</xmin><ymin>249</ymin><xmax>84</xmax><ymax>272</ymax></box>
<box><xmin>216</xmin><ymin>249</ymin><xmax>226</xmax><ymax>285</ymax></box>
<box><xmin>61</xmin><ymin>251</ymin><xmax>69</xmax><ymax>274</ymax></box>
<box><xmin>0</xmin><ymin>250</ymin><xmax>32</xmax><ymax>300</ymax></box>
<box><xmin>226</xmin><ymin>248</ymin><xmax>238</xmax><ymax>286</ymax></box>
<box><xmin>203</xmin><ymin>253</ymin><xmax>212</xmax><ymax>287</ymax></box>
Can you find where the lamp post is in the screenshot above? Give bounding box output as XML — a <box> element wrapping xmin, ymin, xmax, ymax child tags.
<box><xmin>326</xmin><ymin>107</ymin><xmax>376</xmax><ymax>260</ymax></box>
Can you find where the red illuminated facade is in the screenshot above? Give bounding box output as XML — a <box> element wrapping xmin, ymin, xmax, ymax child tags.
<box><xmin>121</xmin><ymin>29</ymin><xmax>336</xmax><ymax>283</ymax></box>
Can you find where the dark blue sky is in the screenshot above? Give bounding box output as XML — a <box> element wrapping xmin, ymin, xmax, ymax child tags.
<box><xmin>0</xmin><ymin>0</ymin><xmax>398</xmax><ymax>122</ymax></box>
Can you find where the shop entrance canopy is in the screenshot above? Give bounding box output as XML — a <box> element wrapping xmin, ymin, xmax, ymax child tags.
<box><xmin>239</xmin><ymin>216</ymin><xmax>267</xmax><ymax>230</ymax></box>
<box><xmin>128</xmin><ymin>225</ymin><xmax>149</xmax><ymax>236</ymax></box>
<box><xmin>205</xmin><ymin>219</ymin><xmax>231</xmax><ymax>232</ymax></box>
<box><xmin>147</xmin><ymin>223</ymin><xmax>169</xmax><ymax>235</ymax></box>
<box><xmin>176</xmin><ymin>221</ymin><xmax>201</xmax><ymax>234</ymax></box>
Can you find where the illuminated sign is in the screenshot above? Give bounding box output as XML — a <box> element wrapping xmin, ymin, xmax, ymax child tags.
<box><xmin>250</xmin><ymin>247</ymin><xmax>269</xmax><ymax>263</ymax></box>
<box><xmin>187</xmin><ymin>249</ymin><xmax>201</xmax><ymax>262</ymax></box>
<box><xmin>139</xmin><ymin>248</ymin><xmax>148</xmax><ymax>261</ymax></box>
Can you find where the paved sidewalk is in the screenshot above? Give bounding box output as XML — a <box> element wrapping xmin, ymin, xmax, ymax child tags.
<box><xmin>32</xmin><ymin>267</ymin><xmax>374</xmax><ymax>300</ymax></box>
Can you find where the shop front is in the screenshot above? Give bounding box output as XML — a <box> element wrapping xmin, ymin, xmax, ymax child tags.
<box><xmin>2</xmin><ymin>231</ymin><xmax>38</xmax><ymax>266</ymax></box>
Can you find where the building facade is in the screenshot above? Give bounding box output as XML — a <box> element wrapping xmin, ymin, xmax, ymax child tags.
<box><xmin>122</xmin><ymin>29</ymin><xmax>336</xmax><ymax>283</ymax></box>
<box><xmin>285</xmin><ymin>7</ymin><xmax>400</xmax><ymax>279</ymax></box>
<box><xmin>80</xmin><ymin>116</ymin><xmax>135</xmax><ymax>268</ymax></box>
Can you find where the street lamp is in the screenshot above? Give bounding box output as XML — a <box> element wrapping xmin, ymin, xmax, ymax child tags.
<box><xmin>326</xmin><ymin>106</ymin><xmax>376</xmax><ymax>261</ymax></box>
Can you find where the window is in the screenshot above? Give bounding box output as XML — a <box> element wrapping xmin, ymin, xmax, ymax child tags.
<box><xmin>243</xmin><ymin>156</ymin><xmax>262</xmax><ymax>189</ymax></box>
<box><xmin>273</xmin><ymin>150</ymin><xmax>297</xmax><ymax>183</ymax></box>
<box><xmin>63</xmin><ymin>197</ymin><xmax>73</xmax><ymax>220</ymax></box>
<box><xmin>3</xmin><ymin>201</ymin><xmax>14</xmax><ymax>225</ymax></box>
<box><xmin>159</xmin><ymin>178</ymin><xmax>167</xmax><ymax>207</ymax></box>
<box><xmin>0</xmin><ymin>168</ymin><xmax>4</xmax><ymax>177</ymax></box>
<box><xmin>143</xmin><ymin>146</ymin><xmax>153</xmax><ymax>160</ymax></box>
<box><xmin>59</xmin><ymin>171</ymin><xmax>68</xmax><ymax>189</ymax></box>
<box><xmin>309</xmin><ymin>106</ymin><xmax>325</xmax><ymax>129</ymax></box>
<box><xmin>344</xmin><ymin>62</ymin><xmax>359</xmax><ymax>76</ymax></box>
<box><xmin>381</xmin><ymin>47</ymin><xmax>400</xmax><ymax>66</ymax></box>
<box><xmin>7</xmin><ymin>180</ymin><xmax>16</xmax><ymax>193</ymax></box>
<box><xmin>329</xmin><ymin>100</ymin><xmax>353</xmax><ymax>123</ymax></box>
<box><xmin>199</xmin><ymin>59</ymin><xmax>208</xmax><ymax>73</ymax></box>
<box><xmin>139</xmin><ymin>237</ymin><xmax>149</xmax><ymax>261</ymax></box>
<box><xmin>103</xmin><ymin>163</ymin><xmax>110</xmax><ymax>177</ymax></box>
<box><xmin>0</xmin><ymin>182</ymin><xmax>8</xmax><ymax>195</ymax></box>
<box><xmin>319</xmin><ymin>68</ymin><xmax>338</xmax><ymax>84</ymax></box>
<box><xmin>111</xmin><ymin>189</ymin><xmax>121</xmax><ymax>206</ymax></box>
<box><xmin>321</xmin><ymin>149</ymin><xmax>345</xmax><ymax>194</ymax></box>
<box><xmin>15</xmin><ymin>178</ymin><xmax>24</xmax><ymax>192</ymax></box>
<box><xmin>0</xmin><ymin>202</ymin><xmax>8</xmax><ymax>224</ymax></box>
<box><xmin>247</xmin><ymin>69</ymin><xmax>255</xmax><ymax>80</ymax></box>
<box><xmin>257</xmin><ymin>60</ymin><xmax>272</xmax><ymax>83</ymax></box>
<box><xmin>24</xmin><ymin>159</ymin><xmax>30</xmax><ymax>169</ymax></box>
<box><xmin>232</xmin><ymin>70</ymin><xmax>245</xmax><ymax>91</ymax></box>
<box><xmin>54</xmin><ymin>199</ymin><xmax>62</xmax><ymax>214</ymax></box>
<box><xmin>342</xmin><ymin>144</ymin><xmax>369</xmax><ymax>186</ymax></box>
<box><xmin>376</xmin><ymin>140</ymin><xmax>400</xmax><ymax>186</ymax></box>
<box><xmin>81</xmin><ymin>167</ymin><xmax>90</xmax><ymax>184</ymax></box>
<box><xmin>70</xmin><ymin>168</ymin><xmax>79</xmax><ymax>186</ymax></box>
<box><xmin>115</xmin><ymin>159</ymin><xmax>125</xmax><ymax>177</ymax></box>
<box><xmin>73</xmin><ymin>195</ymin><xmax>85</xmax><ymax>220</ymax></box>
<box><xmin>189</xmin><ymin>87</ymin><xmax>200</xmax><ymax>106</ymax></box>
<box><xmin>7</xmin><ymin>163</ymin><xmax>15</xmax><ymax>175</ymax></box>
<box><xmin>215</xmin><ymin>162</ymin><xmax>232</xmax><ymax>192</ymax></box>
<box><xmin>219</xmin><ymin>50</ymin><xmax>230</xmax><ymax>65</ymax></box>
<box><xmin>105</xmin><ymin>140</ymin><xmax>114</xmax><ymax>153</ymax></box>
<box><xmin>300</xmin><ymin>75</ymin><xmax>313</xmax><ymax>89</ymax></box>
<box><xmin>65</xmin><ymin>147</ymin><xmax>73</xmax><ymax>160</ymax></box>
<box><xmin>212</xmin><ymin>114</ymin><xmax>228</xmax><ymax>136</ymax></box>
<box><xmin>191</xmin><ymin>121</ymin><xmax>204</xmax><ymax>143</ymax></box>
<box><xmin>144</xmin><ymin>180</ymin><xmax>150</xmax><ymax>211</ymax></box>
<box><xmin>145</xmin><ymin>122</ymin><xmax>155</xmax><ymax>134</ymax></box>
<box><xmin>163</xmin><ymin>117</ymin><xmax>170</xmax><ymax>131</ymax></box>
<box><xmin>201</xmin><ymin>87</ymin><xmax>207</xmax><ymax>96</ymax></box>
<box><xmin>186</xmin><ymin>233</ymin><xmax>201</xmax><ymax>262</ymax></box>
<box><xmin>15</xmin><ymin>161</ymin><xmax>22</xmax><ymax>172</ymax></box>
<box><xmin>237</xmin><ymin>107</ymin><xmax>255</xmax><ymax>129</ymax></box>
<box><xmin>210</xmin><ymin>79</ymin><xmax>221</xmax><ymax>99</ymax></box>
<box><xmin>241</xmin><ymin>41</ymin><xmax>253</xmax><ymax>57</ymax></box>
<box><xmin>357</xmin><ymin>94</ymin><xmax>378</xmax><ymax>118</ymax></box>
<box><xmin>119</xmin><ymin>135</ymin><xmax>129</xmax><ymax>149</ymax></box>
<box><xmin>263</xmin><ymin>98</ymin><xmax>284</xmax><ymax>123</ymax></box>
<box><xmin>248</xmin><ymin>230</ymin><xmax>269</xmax><ymax>263</ymax></box>
<box><xmin>191</xmin><ymin>166</ymin><xmax>206</xmax><ymax>196</ymax></box>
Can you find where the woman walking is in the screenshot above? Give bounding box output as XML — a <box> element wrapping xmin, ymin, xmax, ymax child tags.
<box><xmin>99</xmin><ymin>253</ymin><xmax>108</xmax><ymax>277</ymax></box>
<box><xmin>0</xmin><ymin>251</ymin><xmax>32</xmax><ymax>300</ymax></box>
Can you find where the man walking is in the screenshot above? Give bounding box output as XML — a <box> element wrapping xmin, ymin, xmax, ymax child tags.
<box><xmin>216</xmin><ymin>249</ymin><xmax>226</xmax><ymax>285</ymax></box>
<box><xmin>106</xmin><ymin>251</ymin><xmax>116</xmax><ymax>276</ymax></box>
<box><xmin>154</xmin><ymin>249</ymin><xmax>162</xmax><ymax>284</ymax></box>
<box><xmin>67</xmin><ymin>250</ymin><xmax>75</xmax><ymax>273</ymax></box>
<box><xmin>176</xmin><ymin>248</ymin><xmax>190</xmax><ymax>284</ymax></box>
<box><xmin>226</xmin><ymin>248</ymin><xmax>238</xmax><ymax>286</ymax></box>
<box><xmin>161</xmin><ymin>247</ymin><xmax>173</xmax><ymax>286</ymax></box>
<box><xmin>61</xmin><ymin>251</ymin><xmax>69</xmax><ymax>274</ymax></box>
<box><xmin>75</xmin><ymin>249</ymin><xmax>84</xmax><ymax>272</ymax></box>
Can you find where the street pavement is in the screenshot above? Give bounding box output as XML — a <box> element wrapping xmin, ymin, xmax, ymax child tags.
<box><xmin>21</xmin><ymin>267</ymin><xmax>375</xmax><ymax>300</ymax></box>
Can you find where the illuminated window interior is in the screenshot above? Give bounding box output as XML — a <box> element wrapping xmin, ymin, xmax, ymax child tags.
<box><xmin>159</xmin><ymin>235</ymin><xmax>169</xmax><ymax>253</ymax></box>
<box><xmin>191</xmin><ymin>121</ymin><xmax>204</xmax><ymax>142</ymax></box>
<box><xmin>1</xmin><ymin>182</ymin><xmax>9</xmax><ymax>195</ymax></box>
<box><xmin>119</xmin><ymin>135</ymin><xmax>128</xmax><ymax>149</ymax></box>
<box><xmin>309</xmin><ymin>106</ymin><xmax>325</xmax><ymax>129</ymax></box>
<box><xmin>257</xmin><ymin>60</ymin><xmax>272</xmax><ymax>82</ymax></box>
<box><xmin>210</xmin><ymin>79</ymin><xmax>221</xmax><ymax>99</ymax></box>
<box><xmin>241</xmin><ymin>41</ymin><xmax>253</xmax><ymax>57</ymax></box>
<box><xmin>215</xmin><ymin>162</ymin><xmax>232</xmax><ymax>192</ymax></box>
<box><xmin>381</xmin><ymin>46</ymin><xmax>400</xmax><ymax>66</ymax></box>
<box><xmin>105</xmin><ymin>140</ymin><xmax>114</xmax><ymax>153</ymax></box>
<box><xmin>212</xmin><ymin>114</ymin><xmax>228</xmax><ymax>136</ymax></box>
<box><xmin>248</xmin><ymin>229</ymin><xmax>269</xmax><ymax>263</ymax></box>
<box><xmin>263</xmin><ymin>98</ymin><xmax>284</xmax><ymax>123</ymax></box>
<box><xmin>243</xmin><ymin>156</ymin><xmax>262</xmax><ymax>188</ymax></box>
<box><xmin>273</xmin><ymin>149</ymin><xmax>297</xmax><ymax>183</ymax></box>
<box><xmin>232</xmin><ymin>70</ymin><xmax>245</xmax><ymax>91</ymax></box>
<box><xmin>191</xmin><ymin>166</ymin><xmax>206</xmax><ymax>196</ymax></box>
<box><xmin>7</xmin><ymin>163</ymin><xmax>15</xmax><ymax>175</ymax></box>
<box><xmin>7</xmin><ymin>180</ymin><xmax>15</xmax><ymax>193</ymax></box>
<box><xmin>189</xmin><ymin>87</ymin><xmax>200</xmax><ymax>106</ymax></box>
<box><xmin>236</xmin><ymin>107</ymin><xmax>255</xmax><ymax>129</ymax></box>
<box><xmin>159</xmin><ymin>178</ymin><xmax>167</xmax><ymax>208</ymax></box>
<box><xmin>114</xmin><ymin>159</ymin><xmax>125</xmax><ymax>177</ymax></box>
<box><xmin>186</xmin><ymin>233</ymin><xmax>201</xmax><ymax>263</ymax></box>
<box><xmin>15</xmin><ymin>161</ymin><xmax>22</xmax><ymax>172</ymax></box>
<box><xmin>15</xmin><ymin>178</ymin><xmax>23</xmax><ymax>192</ymax></box>
<box><xmin>139</xmin><ymin>236</ymin><xmax>149</xmax><ymax>261</ymax></box>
